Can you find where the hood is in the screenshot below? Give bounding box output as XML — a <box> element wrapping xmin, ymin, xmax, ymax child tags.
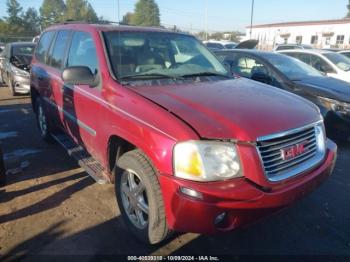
<box><xmin>294</xmin><ymin>76</ymin><xmax>350</xmax><ymax>102</ymax></box>
<box><xmin>235</xmin><ymin>39</ymin><xmax>259</xmax><ymax>49</ymax></box>
<box><xmin>130</xmin><ymin>78</ymin><xmax>320</xmax><ymax>141</ymax></box>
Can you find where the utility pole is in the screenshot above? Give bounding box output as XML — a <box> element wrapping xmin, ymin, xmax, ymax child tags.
<box><xmin>250</xmin><ymin>0</ymin><xmax>255</xmax><ymax>39</ymax></box>
<box><xmin>205</xmin><ymin>0</ymin><xmax>208</xmax><ymax>40</ymax></box>
<box><xmin>117</xmin><ymin>0</ymin><xmax>120</xmax><ymax>23</ymax></box>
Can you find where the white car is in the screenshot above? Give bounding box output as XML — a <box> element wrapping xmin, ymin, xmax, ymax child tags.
<box><xmin>203</xmin><ymin>40</ymin><xmax>237</xmax><ymax>50</ymax></box>
<box><xmin>278</xmin><ymin>49</ymin><xmax>350</xmax><ymax>83</ymax></box>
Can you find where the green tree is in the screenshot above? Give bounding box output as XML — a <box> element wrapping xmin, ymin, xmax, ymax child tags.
<box><xmin>121</xmin><ymin>12</ymin><xmax>134</xmax><ymax>25</ymax></box>
<box><xmin>131</xmin><ymin>0</ymin><xmax>160</xmax><ymax>26</ymax></box>
<box><xmin>40</xmin><ymin>0</ymin><xmax>66</xmax><ymax>28</ymax></box>
<box><xmin>23</xmin><ymin>8</ymin><xmax>40</xmax><ymax>35</ymax></box>
<box><xmin>347</xmin><ymin>0</ymin><xmax>350</xmax><ymax>18</ymax></box>
<box><xmin>5</xmin><ymin>0</ymin><xmax>24</xmax><ymax>34</ymax></box>
<box><xmin>65</xmin><ymin>0</ymin><xmax>98</xmax><ymax>22</ymax></box>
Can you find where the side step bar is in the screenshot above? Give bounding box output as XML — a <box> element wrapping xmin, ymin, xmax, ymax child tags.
<box><xmin>52</xmin><ymin>133</ymin><xmax>110</xmax><ymax>184</ymax></box>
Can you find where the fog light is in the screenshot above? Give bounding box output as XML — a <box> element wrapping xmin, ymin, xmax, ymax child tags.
<box><xmin>214</xmin><ymin>212</ymin><xmax>227</xmax><ymax>225</ymax></box>
<box><xmin>179</xmin><ymin>187</ymin><xmax>203</xmax><ymax>199</ymax></box>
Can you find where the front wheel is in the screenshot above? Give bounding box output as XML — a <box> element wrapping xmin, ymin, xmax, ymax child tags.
<box><xmin>114</xmin><ymin>149</ymin><xmax>171</xmax><ymax>245</ymax></box>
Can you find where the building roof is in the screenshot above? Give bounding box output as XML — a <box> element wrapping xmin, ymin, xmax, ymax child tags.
<box><xmin>247</xmin><ymin>19</ymin><xmax>350</xmax><ymax>29</ymax></box>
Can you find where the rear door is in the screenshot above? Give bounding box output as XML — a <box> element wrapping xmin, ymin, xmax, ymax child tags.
<box><xmin>32</xmin><ymin>31</ymin><xmax>57</xmax><ymax>122</ymax></box>
<box><xmin>44</xmin><ymin>30</ymin><xmax>72</xmax><ymax>130</ymax></box>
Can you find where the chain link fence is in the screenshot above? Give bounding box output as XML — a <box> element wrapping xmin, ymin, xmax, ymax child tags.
<box><xmin>0</xmin><ymin>35</ymin><xmax>35</xmax><ymax>44</ymax></box>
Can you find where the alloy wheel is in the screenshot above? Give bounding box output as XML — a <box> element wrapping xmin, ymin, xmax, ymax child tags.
<box><xmin>120</xmin><ymin>169</ymin><xmax>149</xmax><ymax>229</ymax></box>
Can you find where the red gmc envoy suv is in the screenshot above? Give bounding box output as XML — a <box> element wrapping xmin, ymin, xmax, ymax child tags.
<box><xmin>30</xmin><ymin>23</ymin><xmax>337</xmax><ymax>244</ymax></box>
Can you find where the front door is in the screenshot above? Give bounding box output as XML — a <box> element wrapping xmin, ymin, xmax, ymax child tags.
<box><xmin>62</xmin><ymin>31</ymin><xmax>101</xmax><ymax>155</ymax></box>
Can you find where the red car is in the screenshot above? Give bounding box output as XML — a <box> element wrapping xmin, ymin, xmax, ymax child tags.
<box><xmin>30</xmin><ymin>23</ymin><xmax>337</xmax><ymax>245</ymax></box>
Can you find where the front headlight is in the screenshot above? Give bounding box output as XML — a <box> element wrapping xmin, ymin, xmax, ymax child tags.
<box><xmin>11</xmin><ymin>65</ymin><xmax>29</xmax><ymax>77</ymax></box>
<box><xmin>317</xmin><ymin>96</ymin><xmax>350</xmax><ymax>114</ymax></box>
<box><xmin>173</xmin><ymin>141</ymin><xmax>242</xmax><ymax>182</ymax></box>
<box><xmin>315</xmin><ymin>123</ymin><xmax>326</xmax><ymax>154</ymax></box>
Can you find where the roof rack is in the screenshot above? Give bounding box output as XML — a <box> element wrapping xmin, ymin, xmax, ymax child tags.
<box><xmin>61</xmin><ymin>19</ymin><xmax>121</xmax><ymax>25</ymax></box>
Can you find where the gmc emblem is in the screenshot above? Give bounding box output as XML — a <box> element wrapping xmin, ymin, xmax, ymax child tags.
<box><xmin>281</xmin><ymin>142</ymin><xmax>308</xmax><ymax>161</ymax></box>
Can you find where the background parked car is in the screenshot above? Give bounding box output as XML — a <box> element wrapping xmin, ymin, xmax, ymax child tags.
<box><xmin>338</xmin><ymin>50</ymin><xmax>350</xmax><ymax>59</ymax></box>
<box><xmin>215</xmin><ymin>49</ymin><xmax>350</xmax><ymax>141</ymax></box>
<box><xmin>274</xmin><ymin>44</ymin><xmax>313</xmax><ymax>51</ymax></box>
<box><xmin>0</xmin><ymin>42</ymin><xmax>35</xmax><ymax>95</ymax></box>
<box><xmin>278</xmin><ymin>49</ymin><xmax>350</xmax><ymax>83</ymax></box>
<box><xmin>203</xmin><ymin>40</ymin><xmax>237</xmax><ymax>50</ymax></box>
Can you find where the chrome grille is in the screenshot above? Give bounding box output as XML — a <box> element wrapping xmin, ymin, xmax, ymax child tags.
<box><xmin>257</xmin><ymin>123</ymin><xmax>325</xmax><ymax>182</ymax></box>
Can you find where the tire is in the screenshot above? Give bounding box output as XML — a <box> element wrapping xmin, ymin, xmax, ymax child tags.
<box><xmin>114</xmin><ymin>149</ymin><xmax>171</xmax><ymax>245</ymax></box>
<box><xmin>35</xmin><ymin>97</ymin><xmax>53</xmax><ymax>143</ymax></box>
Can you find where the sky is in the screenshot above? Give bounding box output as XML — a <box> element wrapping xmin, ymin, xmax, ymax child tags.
<box><xmin>0</xmin><ymin>0</ymin><xmax>348</xmax><ymax>32</ymax></box>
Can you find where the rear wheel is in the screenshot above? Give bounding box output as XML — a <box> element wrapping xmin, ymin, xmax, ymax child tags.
<box><xmin>114</xmin><ymin>149</ymin><xmax>171</xmax><ymax>245</ymax></box>
<box><xmin>35</xmin><ymin>97</ymin><xmax>52</xmax><ymax>143</ymax></box>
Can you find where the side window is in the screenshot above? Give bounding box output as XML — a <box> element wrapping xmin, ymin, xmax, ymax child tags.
<box><xmin>310</xmin><ymin>54</ymin><xmax>335</xmax><ymax>74</ymax></box>
<box><xmin>67</xmin><ymin>31</ymin><xmax>98</xmax><ymax>74</ymax></box>
<box><xmin>233</xmin><ymin>56</ymin><xmax>264</xmax><ymax>78</ymax></box>
<box><xmin>49</xmin><ymin>30</ymin><xmax>71</xmax><ymax>70</ymax></box>
<box><xmin>297</xmin><ymin>53</ymin><xmax>311</xmax><ymax>65</ymax></box>
<box><xmin>35</xmin><ymin>31</ymin><xmax>55</xmax><ymax>64</ymax></box>
<box><xmin>234</xmin><ymin>55</ymin><xmax>282</xmax><ymax>87</ymax></box>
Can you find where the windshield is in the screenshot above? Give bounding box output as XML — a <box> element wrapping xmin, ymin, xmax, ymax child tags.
<box><xmin>324</xmin><ymin>52</ymin><xmax>350</xmax><ymax>71</ymax></box>
<box><xmin>264</xmin><ymin>54</ymin><xmax>323</xmax><ymax>80</ymax></box>
<box><xmin>104</xmin><ymin>31</ymin><xmax>228</xmax><ymax>81</ymax></box>
<box><xmin>12</xmin><ymin>45</ymin><xmax>35</xmax><ymax>57</ymax></box>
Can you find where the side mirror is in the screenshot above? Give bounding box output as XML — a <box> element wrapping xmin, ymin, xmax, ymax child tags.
<box><xmin>251</xmin><ymin>71</ymin><xmax>272</xmax><ymax>85</ymax></box>
<box><xmin>62</xmin><ymin>66</ymin><xmax>97</xmax><ymax>87</ymax></box>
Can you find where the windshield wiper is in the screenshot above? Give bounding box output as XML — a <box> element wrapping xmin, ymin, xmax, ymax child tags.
<box><xmin>120</xmin><ymin>73</ymin><xmax>184</xmax><ymax>81</ymax></box>
<box><xmin>180</xmin><ymin>72</ymin><xmax>231</xmax><ymax>78</ymax></box>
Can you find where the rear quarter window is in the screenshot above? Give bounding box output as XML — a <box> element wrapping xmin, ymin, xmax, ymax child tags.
<box><xmin>35</xmin><ymin>31</ymin><xmax>55</xmax><ymax>64</ymax></box>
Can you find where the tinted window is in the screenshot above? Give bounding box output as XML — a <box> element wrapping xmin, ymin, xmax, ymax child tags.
<box><xmin>263</xmin><ymin>54</ymin><xmax>323</xmax><ymax>80</ymax></box>
<box><xmin>232</xmin><ymin>55</ymin><xmax>282</xmax><ymax>87</ymax></box>
<box><xmin>12</xmin><ymin>45</ymin><xmax>35</xmax><ymax>56</ymax></box>
<box><xmin>310</xmin><ymin>54</ymin><xmax>336</xmax><ymax>73</ymax></box>
<box><xmin>67</xmin><ymin>31</ymin><xmax>98</xmax><ymax>74</ymax></box>
<box><xmin>324</xmin><ymin>52</ymin><xmax>350</xmax><ymax>71</ymax></box>
<box><xmin>340</xmin><ymin>52</ymin><xmax>350</xmax><ymax>59</ymax></box>
<box><xmin>50</xmin><ymin>30</ymin><xmax>71</xmax><ymax>69</ymax></box>
<box><xmin>35</xmin><ymin>31</ymin><xmax>55</xmax><ymax>64</ymax></box>
<box><xmin>297</xmin><ymin>53</ymin><xmax>311</xmax><ymax>65</ymax></box>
